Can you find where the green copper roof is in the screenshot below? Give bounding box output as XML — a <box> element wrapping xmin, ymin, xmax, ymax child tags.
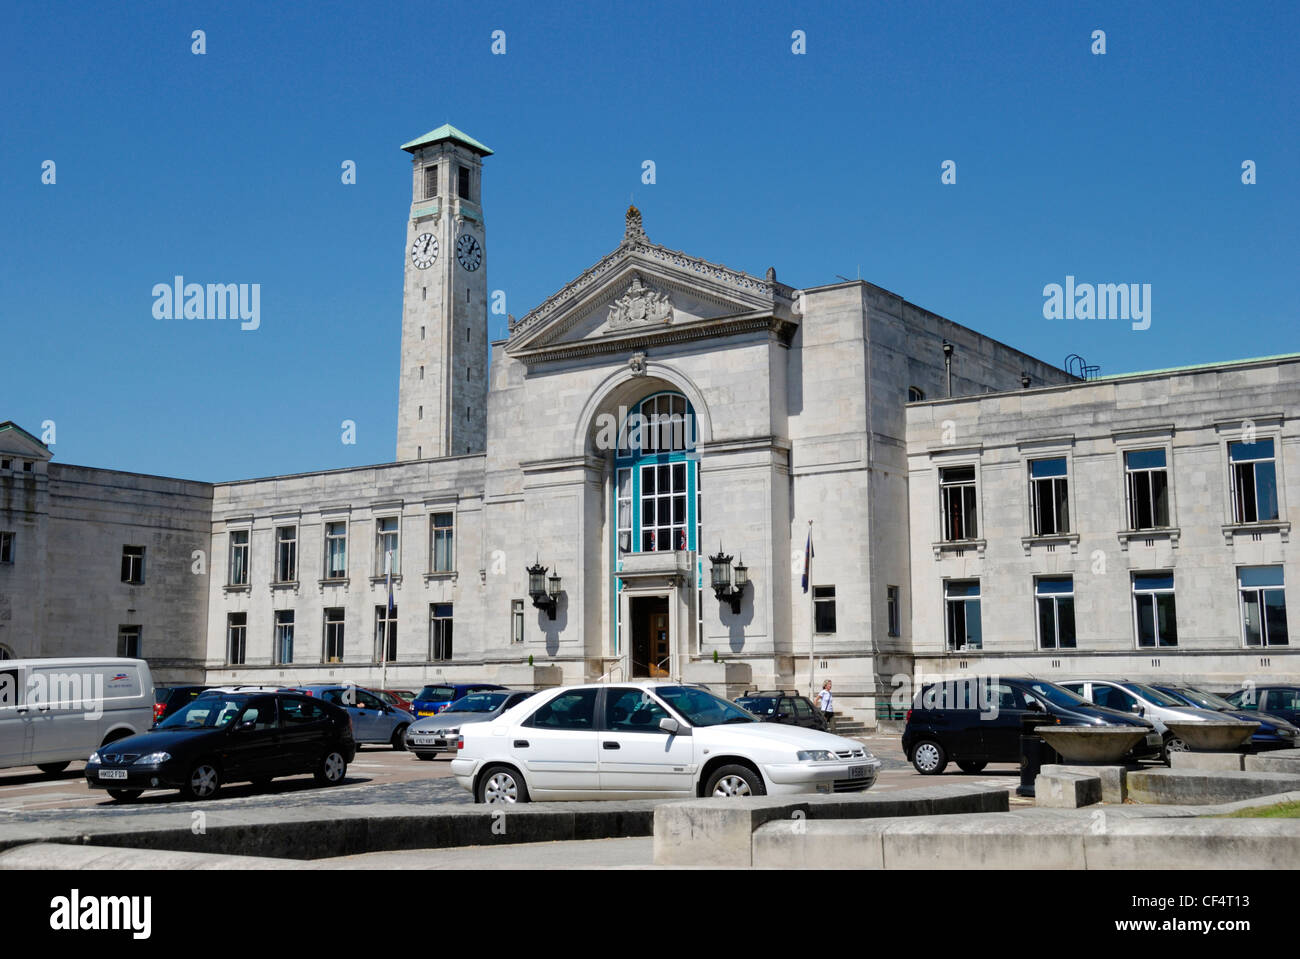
<box><xmin>400</xmin><ymin>124</ymin><xmax>493</xmax><ymax>156</ymax></box>
<box><xmin>1094</xmin><ymin>351</ymin><xmax>1300</xmax><ymax>381</ymax></box>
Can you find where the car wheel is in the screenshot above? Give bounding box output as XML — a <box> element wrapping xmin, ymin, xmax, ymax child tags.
<box><xmin>705</xmin><ymin>764</ymin><xmax>767</xmax><ymax>798</ymax></box>
<box><xmin>37</xmin><ymin>761</ymin><xmax>71</xmax><ymax>775</ymax></box>
<box><xmin>181</xmin><ymin>761</ymin><xmax>221</xmax><ymax>800</ymax></box>
<box><xmin>477</xmin><ymin>765</ymin><xmax>529</xmax><ymax>804</ymax></box>
<box><xmin>956</xmin><ymin>760</ymin><xmax>987</xmax><ymax>774</ymax></box>
<box><xmin>106</xmin><ymin>789</ymin><xmax>142</xmax><ymax>802</ymax></box>
<box><xmin>1163</xmin><ymin>735</ymin><xmax>1189</xmax><ymax>763</ymax></box>
<box><xmin>911</xmin><ymin>740</ymin><xmax>948</xmax><ymax>775</ymax></box>
<box><xmin>415</xmin><ymin>752</ymin><xmax>437</xmax><ymax>761</ymax></box>
<box><xmin>315</xmin><ymin>749</ymin><xmax>348</xmax><ymax>786</ymax></box>
<box><xmin>391</xmin><ymin>726</ymin><xmax>409</xmax><ymax>750</ymax></box>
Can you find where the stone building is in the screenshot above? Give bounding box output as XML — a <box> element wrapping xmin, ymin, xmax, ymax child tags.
<box><xmin>1</xmin><ymin>124</ymin><xmax>1294</xmax><ymax>721</ymax></box>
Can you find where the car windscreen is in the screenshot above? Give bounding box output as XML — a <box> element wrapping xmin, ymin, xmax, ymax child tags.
<box><xmin>1129</xmin><ymin>683</ymin><xmax>1186</xmax><ymax>708</ymax></box>
<box><xmin>1177</xmin><ymin>687</ymin><xmax>1235</xmax><ymax>710</ymax></box>
<box><xmin>735</xmin><ymin>696</ymin><xmax>779</xmax><ymax>715</ymax></box>
<box><xmin>158</xmin><ymin>697</ymin><xmax>247</xmax><ymax>729</ymax></box>
<box><xmin>656</xmin><ymin>686</ymin><xmax>756</xmax><ymax>726</ymax></box>
<box><xmin>417</xmin><ymin>685</ymin><xmax>457</xmax><ymax>701</ymax></box>
<box><xmin>444</xmin><ymin>692</ymin><xmax>509</xmax><ymax>713</ymax></box>
<box><xmin>1023</xmin><ymin>681</ymin><xmax>1092</xmax><ymax>709</ymax></box>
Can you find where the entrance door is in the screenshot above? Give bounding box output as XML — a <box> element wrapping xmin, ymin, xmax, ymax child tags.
<box><xmin>630</xmin><ymin>596</ymin><xmax>670</xmax><ymax>678</ymax></box>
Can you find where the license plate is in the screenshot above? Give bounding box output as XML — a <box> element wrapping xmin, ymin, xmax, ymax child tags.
<box><xmin>417</xmin><ymin>711</ymin><xmax>434</xmax><ymax>717</ymax></box>
<box><xmin>848</xmin><ymin>765</ymin><xmax>868</xmax><ymax>779</ymax></box>
<box><xmin>98</xmin><ymin>769</ymin><xmax>128</xmax><ymax>781</ymax></box>
<box><xmin>411</xmin><ymin>737</ymin><xmax>433</xmax><ymax>745</ymax></box>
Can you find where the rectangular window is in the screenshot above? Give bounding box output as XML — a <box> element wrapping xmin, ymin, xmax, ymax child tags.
<box><xmin>0</xmin><ymin>530</ymin><xmax>12</xmax><ymax>564</ymax></box>
<box><xmin>939</xmin><ymin>466</ymin><xmax>978</xmax><ymax>541</ymax></box>
<box><xmin>423</xmin><ymin>164</ymin><xmax>438</xmax><ymax>199</ymax></box>
<box><xmin>226</xmin><ymin>613</ymin><xmax>247</xmax><ymax>665</ymax></box>
<box><xmin>228</xmin><ymin>529</ymin><xmax>250</xmax><ymax>586</ymax></box>
<box><xmin>121</xmin><ymin>545</ymin><xmax>145</xmax><ymax>585</ymax></box>
<box><xmin>813</xmin><ymin>586</ymin><xmax>836</xmax><ymax>633</ymax></box>
<box><xmin>887</xmin><ymin>585</ymin><xmax>900</xmax><ymax>637</ymax></box>
<box><xmin>275</xmin><ymin>526</ymin><xmax>297</xmax><ymax>583</ymax></box>
<box><xmin>430</xmin><ymin>512</ymin><xmax>454</xmax><ymax>572</ymax></box>
<box><xmin>1239</xmin><ymin>566</ymin><xmax>1288</xmax><ymax>647</ymax></box>
<box><xmin>640</xmin><ymin>461</ymin><xmax>688</xmax><ymax>552</ymax></box>
<box><xmin>1036</xmin><ymin>576</ymin><xmax>1076</xmax><ymax>649</ymax></box>
<box><xmin>1125</xmin><ymin>448</ymin><xmax>1169</xmax><ymax>530</ymax></box>
<box><xmin>512</xmin><ymin>599</ymin><xmax>524</xmax><ymax>644</ymax></box>
<box><xmin>323</xmin><ymin>607</ymin><xmax>345</xmax><ymax>662</ymax></box>
<box><xmin>616</xmin><ymin>468</ymin><xmax>632</xmax><ymax>554</ymax></box>
<box><xmin>324</xmin><ymin>521</ymin><xmax>347</xmax><ymax>579</ymax></box>
<box><xmin>457</xmin><ymin>164</ymin><xmax>471</xmax><ymax>199</ymax></box>
<box><xmin>944</xmin><ymin>580</ymin><xmax>982</xmax><ymax>651</ymax></box>
<box><xmin>376</xmin><ymin>516</ymin><xmax>400</xmax><ymax>575</ymax></box>
<box><xmin>1133</xmin><ymin>572</ymin><xmax>1178</xmax><ymax>648</ymax></box>
<box><xmin>375</xmin><ymin>604</ymin><xmax>398</xmax><ymax>662</ymax></box>
<box><xmin>430</xmin><ymin>603</ymin><xmax>454</xmax><ymax>660</ymax></box>
<box><xmin>117</xmin><ymin>625</ymin><xmax>141</xmax><ymax>658</ymax></box>
<box><xmin>1230</xmin><ymin>439</ymin><xmax>1279</xmax><ymax>523</ymax></box>
<box><xmin>274</xmin><ymin>610</ymin><xmax>295</xmax><ymax>664</ymax></box>
<box><xmin>1029</xmin><ymin>457</ymin><xmax>1070</xmax><ymax>535</ymax></box>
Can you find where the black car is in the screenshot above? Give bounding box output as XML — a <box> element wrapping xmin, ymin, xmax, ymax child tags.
<box><xmin>902</xmin><ymin>676</ymin><xmax>1158</xmax><ymax>775</ymax></box>
<box><xmin>152</xmin><ymin>684</ymin><xmax>215</xmax><ymax>723</ymax></box>
<box><xmin>734</xmin><ymin>690</ymin><xmax>829</xmax><ymax>731</ymax></box>
<box><xmin>1151</xmin><ymin>683</ymin><xmax>1300</xmax><ymax>751</ymax></box>
<box><xmin>1224</xmin><ymin>685</ymin><xmax>1300</xmax><ymax>728</ymax></box>
<box><xmin>85</xmin><ymin>691</ymin><xmax>356</xmax><ymax>802</ymax></box>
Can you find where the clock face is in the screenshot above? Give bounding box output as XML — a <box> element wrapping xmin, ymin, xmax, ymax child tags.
<box><xmin>456</xmin><ymin>233</ymin><xmax>482</xmax><ymax>272</ymax></box>
<box><xmin>410</xmin><ymin>233</ymin><xmax>438</xmax><ymax>269</ymax></box>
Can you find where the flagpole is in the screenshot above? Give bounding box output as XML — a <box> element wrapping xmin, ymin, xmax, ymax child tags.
<box><xmin>383</xmin><ymin>548</ymin><xmax>392</xmax><ymax>692</ymax></box>
<box><xmin>806</xmin><ymin>521</ymin><xmax>815</xmax><ymax>699</ymax></box>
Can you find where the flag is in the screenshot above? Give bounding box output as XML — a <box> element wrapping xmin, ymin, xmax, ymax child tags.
<box><xmin>801</xmin><ymin>528</ymin><xmax>814</xmax><ymax>594</ymax></box>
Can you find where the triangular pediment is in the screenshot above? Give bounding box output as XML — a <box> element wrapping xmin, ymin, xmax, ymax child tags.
<box><xmin>0</xmin><ymin>422</ymin><xmax>52</xmax><ymax>461</ymax></box>
<box><xmin>506</xmin><ymin>211</ymin><xmax>798</xmax><ymax>365</ymax></box>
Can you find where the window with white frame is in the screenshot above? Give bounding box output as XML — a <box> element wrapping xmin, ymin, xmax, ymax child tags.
<box><xmin>323</xmin><ymin>607</ymin><xmax>345</xmax><ymax>662</ymax></box>
<box><xmin>430</xmin><ymin>603</ymin><xmax>453</xmax><ymax>660</ymax></box>
<box><xmin>1133</xmin><ymin>572</ymin><xmax>1177</xmax><ymax>647</ymax></box>
<box><xmin>274</xmin><ymin>610</ymin><xmax>295</xmax><ymax>664</ymax></box>
<box><xmin>227</xmin><ymin>613</ymin><xmax>247</xmax><ymax>664</ymax></box>
<box><xmin>1036</xmin><ymin>576</ymin><xmax>1076</xmax><ymax>649</ymax></box>
<box><xmin>1029</xmin><ymin>457</ymin><xmax>1070</xmax><ymax>535</ymax></box>
<box><xmin>275</xmin><ymin>526</ymin><xmax>297</xmax><ymax>583</ymax></box>
<box><xmin>1239</xmin><ymin>566</ymin><xmax>1288</xmax><ymax>647</ymax></box>
<box><xmin>511</xmin><ymin>599</ymin><xmax>524</xmax><ymax>643</ymax></box>
<box><xmin>944</xmin><ymin>580</ymin><xmax>982</xmax><ymax>650</ymax></box>
<box><xmin>324</xmin><ymin>521</ymin><xmax>347</xmax><ymax>579</ymax></box>
<box><xmin>120</xmin><ymin>545</ymin><xmax>145</xmax><ymax>585</ymax></box>
<box><xmin>228</xmin><ymin>529</ymin><xmax>250</xmax><ymax>586</ymax></box>
<box><xmin>1125</xmin><ymin>448</ymin><xmax>1169</xmax><ymax>530</ymax></box>
<box><xmin>374</xmin><ymin>604</ymin><xmax>398</xmax><ymax>662</ymax></box>
<box><xmin>376</xmin><ymin>516</ymin><xmax>400</xmax><ymax>575</ymax></box>
<box><xmin>939</xmin><ymin>465</ymin><xmax>978</xmax><ymax>541</ymax></box>
<box><xmin>117</xmin><ymin>625</ymin><xmax>141</xmax><ymax>658</ymax></box>
<box><xmin>813</xmin><ymin>586</ymin><xmax>836</xmax><ymax>633</ymax></box>
<box><xmin>1229</xmin><ymin>439</ymin><xmax>1279</xmax><ymax>523</ymax></box>
<box><xmin>641</xmin><ymin>461</ymin><xmax>688</xmax><ymax>552</ymax></box>
<box><xmin>430</xmin><ymin>512</ymin><xmax>454</xmax><ymax>572</ymax></box>
<box><xmin>616</xmin><ymin>467</ymin><xmax>632</xmax><ymax>554</ymax></box>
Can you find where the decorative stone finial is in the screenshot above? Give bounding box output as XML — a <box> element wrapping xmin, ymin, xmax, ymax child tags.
<box><xmin>765</xmin><ymin>266</ymin><xmax>777</xmax><ymax>282</ymax></box>
<box><xmin>624</xmin><ymin>204</ymin><xmax>646</xmax><ymax>243</ymax></box>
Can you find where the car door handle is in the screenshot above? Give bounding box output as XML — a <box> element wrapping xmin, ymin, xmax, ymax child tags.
<box><xmin>513</xmin><ymin>740</ymin><xmax>529</xmax><ymax>748</ymax></box>
<box><xmin>603</xmin><ymin>741</ymin><xmax>620</xmax><ymax>750</ymax></box>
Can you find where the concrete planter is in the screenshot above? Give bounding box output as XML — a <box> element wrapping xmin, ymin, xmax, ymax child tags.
<box><xmin>1165</xmin><ymin>720</ymin><xmax>1258</xmax><ymax>753</ymax></box>
<box><xmin>1036</xmin><ymin>726</ymin><xmax>1149</xmax><ymax>764</ymax></box>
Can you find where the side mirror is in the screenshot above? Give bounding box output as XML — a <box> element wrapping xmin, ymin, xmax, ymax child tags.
<box><xmin>659</xmin><ymin>718</ymin><xmax>680</xmax><ymax>734</ymax></box>
<box><xmin>1131</xmin><ymin>704</ymin><xmax>1145</xmax><ymax>716</ymax></box>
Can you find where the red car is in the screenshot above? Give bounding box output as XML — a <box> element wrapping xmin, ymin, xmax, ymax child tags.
<box><xmin>375</xmin><ymin>689</ymin><xmax>416</xmax><ymax>714</ymax></box>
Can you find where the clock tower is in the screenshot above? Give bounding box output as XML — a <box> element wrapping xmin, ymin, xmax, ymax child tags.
<box><xmin>396</xmin><ymin>124</ymin><xmax>492</xmax><ymax>460</ymax></box>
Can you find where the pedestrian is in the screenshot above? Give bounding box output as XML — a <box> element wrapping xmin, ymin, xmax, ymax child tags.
<box><xmin>817</xmin><ymin>680</ymin><xmax>834</xmax><ymax>731</ymax></box>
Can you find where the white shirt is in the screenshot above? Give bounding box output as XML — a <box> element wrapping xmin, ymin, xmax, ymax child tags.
<box><xmin>817</xmin><ymin>688</ymin><xmax>833</xmax><ymax>712</ymax></box>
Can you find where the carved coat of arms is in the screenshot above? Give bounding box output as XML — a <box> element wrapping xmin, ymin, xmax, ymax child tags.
<box><xmin>608</xmin><ymin>276</ymin><xmax>672</xmax><ymax>330</ymax></box>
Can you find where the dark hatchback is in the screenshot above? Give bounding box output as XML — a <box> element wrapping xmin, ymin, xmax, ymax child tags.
<box><xmin>1151</xmin><ymin>684</ymin><xmax>1299</xmax><ymax>751</ymax></box>
<box><xmin>902</xmin><ymin>677</ymin><xmax>1158</xmax><ymax>774</ymax></box>
<box><xmin>1224</xmin><ymin>685</ymin><xmax>1300</xmax><ymax>728</ymax></box>
<box><xmin>411</xmin><ymin>683</ymin><xmax>506</xmax><ymax>719</ymax></box>
<box><xmin>734</xmin><ymin>690</ymin><xmax>829</xmax><ymax>731</ymax></box>
<box><xmin>85</xmin><ymin>691</ymin><xmax>356</xmax><ymax>802</ymax></box>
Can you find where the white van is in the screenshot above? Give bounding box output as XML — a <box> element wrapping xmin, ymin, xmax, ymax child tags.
<box><xmin>0</xmin><ymin>658</ymin><xmax>155</xmax><ymax>775</ymax></box>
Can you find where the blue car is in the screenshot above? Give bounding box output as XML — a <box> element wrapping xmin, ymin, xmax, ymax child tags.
<box><xmin>411</xmin><ymin>683</ymin><xmax>506</xmax><ymax>720</ymax></box>
<box><xmin>1152</xmin><ymin>684</ymin><xmax>1299</xmax><ymax>751</ymax></box>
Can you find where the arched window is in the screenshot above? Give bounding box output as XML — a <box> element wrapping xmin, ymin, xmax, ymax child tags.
<box><xmin>908</xmin><ymin>386</ymin><xmax>925</xmax><ymax>403</ymax></box>
<box><xmin>614</xmin><ymin>393</ymin><xmax>699</xmax><ymax>554</ymax></box>
<box><xmin>0</xmin><ymin>644</ymin><xmax>13</xmax><ymax>660</ymax></box>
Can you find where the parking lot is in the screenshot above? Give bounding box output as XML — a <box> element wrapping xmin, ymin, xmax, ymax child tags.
<box><xmin>0</xmin><ymin>733</ymin><xmax>1031</xmax><ymax>821</ymax></box>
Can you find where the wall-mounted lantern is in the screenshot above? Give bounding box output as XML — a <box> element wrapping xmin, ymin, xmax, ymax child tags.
<box><xmin>708</xmin><ymin>547</ymin><xmax>749</xmax><ymax>614</ymax></box>
<box><xmin>526</xmin><ymin>560</ymin><xmax>562</xmax><ymax>620</ymax></box>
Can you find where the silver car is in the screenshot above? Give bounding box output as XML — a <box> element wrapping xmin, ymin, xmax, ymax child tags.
<box><xmin>1059</xmin><ymin>679</ymin><xmax>1228</xmax><ymax>761</ymax></box>
<box><xmin>405</xmin><ymin>689</ymin><xmax>535</xmax><ymax>760</ymax></box>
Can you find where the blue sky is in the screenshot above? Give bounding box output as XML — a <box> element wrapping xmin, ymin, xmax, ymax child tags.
<box><xmin>2</xmin><ymin>1</ymin><xmax>1295</xmax><ymax>481</ymax></box>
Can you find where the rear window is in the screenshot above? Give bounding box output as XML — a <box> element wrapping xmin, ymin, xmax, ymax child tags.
<box><xmin>736</xmin><ymin>696</ymin><xmax>779</xmax><ymax>715</ymax></box>
<box><xmin>417</xmin><ymin>685</ymin><xmax>457</xmax><ymax>702</ymax></box>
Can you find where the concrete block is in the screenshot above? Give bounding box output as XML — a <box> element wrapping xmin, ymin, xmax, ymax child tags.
<box><xmin>1035</xmin><ymin>771</ymin><xmax>1103</xmax><ymax>808</ymax></box>
<box><xmin>654</xmin><ymin>796</ymin><xmax>803</xmax><ymax>867</ymax></box>
<box><xmin>1245</xmin><ymin>754</ymin><xmax>1300</xmax><ymax>774</ymax></box>
<box><xmin>1170</xmin><ymin>752</ymin><xmax>1246</xmax><ymax>772</ymax></box>
<box><xmin>752</xmin><ymin>820</ymin><xmax>886</xmax><ymax>869</ymax></box>
<box><xmin>1085</xmin><ymin>818</ymin><xmax>1300</xmax><ymax>870</ymax></box>
<box><xmin>880</xmin><ymin>813</ymin><xmax>1090</xmax><ymax>869</ymax></box>
<box><xmin>1128</xmin><ymin>769</ymin><xmax>1300</xmax><ymax>806</ymax></box>
<box><xmin>1042</xmin><ymin>764</ymin><xmax>1129</xmax><ymax>803</ymax></box>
